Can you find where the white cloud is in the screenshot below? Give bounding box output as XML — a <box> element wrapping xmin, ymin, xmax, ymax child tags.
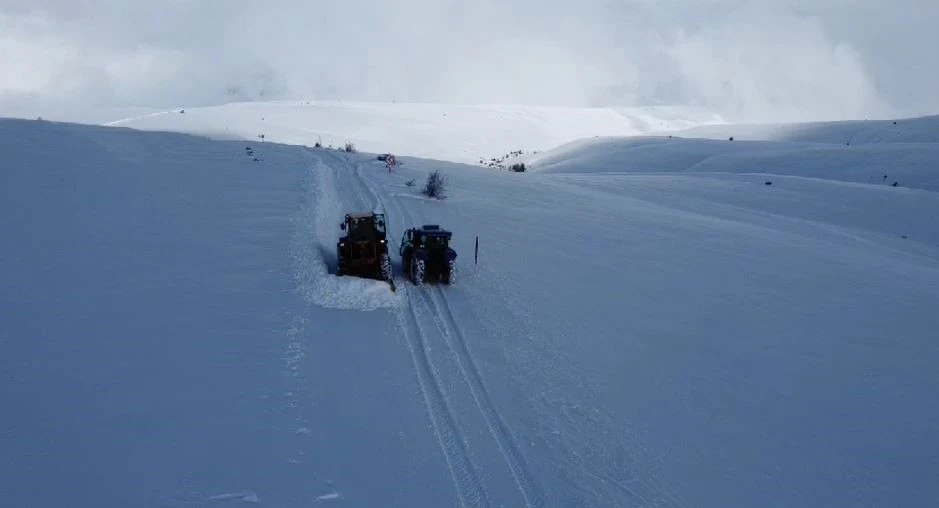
<box><xmin>1</xmin><ymin>0</ymin><xmax>937</xmax><ymax>122</ymax></box>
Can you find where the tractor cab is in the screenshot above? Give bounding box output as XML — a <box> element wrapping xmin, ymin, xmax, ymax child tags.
<box><xmin>400</xmin><ymin>224</ymin><xmax>447</xmax><ymax>249</ymax></box>
<box><xmin>342</xmin><ymin>212</ymin><xmax>387</xmax><ymax>241</ymax></box>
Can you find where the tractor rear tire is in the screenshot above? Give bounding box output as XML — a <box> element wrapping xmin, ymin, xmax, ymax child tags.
<box><xmin>443</xmin><ymin>260</ymin><xmax>455</xmax><ymax>285</ymax></box>
<box><xmin>412</xmin><ymin>258</ymin><xmax>425</xmax><ymax>285</ymax></box>
<box><xmin>380</xmin><ymin>253</ymin><xmax>392</xmax><ymax>282</ymax></box>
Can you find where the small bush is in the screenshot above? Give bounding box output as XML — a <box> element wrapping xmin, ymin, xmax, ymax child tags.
<box><xmin>344</xmin><ymin>142</ymin><xmax>356</xmax><ymax>153</ymax></box>
<box><xmin>510</xmin><ymin>162</ymin><xmax>526</xmax><ymax>172</ymax></box>
<box><xmin>423</xmin><ymin>170</ymin><xmax>447</xmax><ymax>199</ymax></box>
<box><xmin>406</xmin><ymin>178</ymin><xmax>416</xmax><ymax>187</ymax></box>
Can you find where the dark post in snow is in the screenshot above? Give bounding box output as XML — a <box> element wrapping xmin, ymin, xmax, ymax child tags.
<box><xmin>475</xmin><ymin>236</ymin><xmax>479</xmax><ymax>273</ymax></box>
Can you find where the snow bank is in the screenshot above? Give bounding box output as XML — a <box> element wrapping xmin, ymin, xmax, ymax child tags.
<box><xmin>290</xmin><ymin>156</ymin><xmax>403</xmax><ymax>311</ymax></box>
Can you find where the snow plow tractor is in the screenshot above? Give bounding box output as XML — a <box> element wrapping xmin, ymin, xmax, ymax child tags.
<box><xmin>399</xmin><ymin>225</ymin><xmax>457</xmax><ymax>285</ymax></box>
<box><xmin>337</xmin><ymin>212</ymin><xmax>395</xmax><ymax>291</ymax></box>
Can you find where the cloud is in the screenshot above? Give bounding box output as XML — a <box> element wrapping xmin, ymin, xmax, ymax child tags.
<box><xmin>1</xmin><ymin>0</ymin><xmax>937</xmax><ymax>122</ymax></box>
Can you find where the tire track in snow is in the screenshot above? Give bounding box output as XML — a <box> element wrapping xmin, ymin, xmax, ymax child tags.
<box><xmin>396</xmin><ymin>295</ymin><xmax>490</xmax><ymax>508</ymax></box>
<box><xmin>343</xmin><ymin>153</ymin><xmax>682</xmax><ymax>507</ymax></box>
<box><xmin>310</xmin><ymin>149</ymin><xmax>489</xmax><ymax>507</ymax></box>
<box><xmin>419</xmin><ymin>288</ymin><xmax>546</xmax><ymax>508</ymax></box>
<box><xmin>353</xmin><ymin>156</ymin><xmax>541</xmax><ymax>507</ymax></box>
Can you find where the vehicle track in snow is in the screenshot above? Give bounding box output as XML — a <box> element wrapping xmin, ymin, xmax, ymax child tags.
<box><xmin>344</xmin><ymin>155</ymin><xmax>543</xmax><ymax>507</ymax></box>
<box><xmin>309</xmin><ymin>150</ymin><xmax>688</xmax><ymax>507</ymax></box>
<box><xmin>308</xmin><ymin>149</ymin><xmax>490</xmax><ymax>507</ymax></box>
<box><xmin>396</xmin><ymin>292</ymin><xmax>491</xmax><ymax>508</ymax></box>
<box><xmin>350</xmin><ymin>156</ymin><xmax>680</xmax><ymax>508</ymax></box>
<box><xmin>418</xmin><ymin>287</ymin><xmax>545</xmax><ymax>508</ymax></box>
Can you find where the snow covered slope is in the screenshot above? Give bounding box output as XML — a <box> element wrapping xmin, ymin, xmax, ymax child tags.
<box><xmin>0</xmin><ymin>119</ymin><xmax>445</xmax><ymax>506</ymax></box>
<box><xmin>527</xmin><ymin>114</ymin><xmax>939</xmax><ymax>192</ymax></box>
<box><xmin>671</xmin><ymin>114</ymin><xmax>939</xmax><ymax>144</ymax></box>
<box><xmin>3</xmin><ymin>115</ymin><xmax>939</xmax><ymax>507</ymax></box>
<box><xmin>103</xmin><ymin>100</ymin><xmax>725</xmax><ymax>165</ymax></box>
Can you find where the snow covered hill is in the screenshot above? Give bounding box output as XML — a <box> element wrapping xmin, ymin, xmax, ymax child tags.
<box><xmin>526</xmin><ymin>113</ymin><xmax>939</xmax><ymax>193</ymax></box>
<box><xmin>3</xmin><ymin>112</ymin><xmax>939</xmax><ymax>507</ymax></box>
<box><xmin>670</xmin><ymin>114</ymin><xmax>939</xmax><ymax>145</ymax></box>
<box><xmin>103</xmin><ymin>100</ymin><xmax>726</xmax><ymax>165</ymax></box>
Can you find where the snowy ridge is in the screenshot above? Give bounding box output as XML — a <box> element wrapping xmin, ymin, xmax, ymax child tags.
<box><xmin>525</xmin><ymin>119</ymin><xmax>939</xmax><ymax>192</ymax></box>
<box><xmin>672</xmin><ymin>113</ymin><xmax>939</xmax><ymax>144</ymax></box>
<box><xmin>103</xmin><ymin>99</ymin><xmax>726</xmax><ymax>165</ymax></box>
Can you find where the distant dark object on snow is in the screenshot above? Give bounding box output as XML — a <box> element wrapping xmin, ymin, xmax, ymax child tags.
<box><xmin>764</xmin><ymin>181</ymin><xmax>772</xmax><ymax>186</ymax></box>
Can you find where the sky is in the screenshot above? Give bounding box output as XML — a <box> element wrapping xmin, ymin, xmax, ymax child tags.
<box><xmin>1</xmin><ymin>0</ymin><xmax>937</xmax><ymax>123</ymax></box>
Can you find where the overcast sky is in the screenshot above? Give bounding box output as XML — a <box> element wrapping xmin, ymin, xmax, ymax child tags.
<box><xmin>2</xmin><ymin>0</ymin><xmax>937</xmax><ymax>122</ymax></box>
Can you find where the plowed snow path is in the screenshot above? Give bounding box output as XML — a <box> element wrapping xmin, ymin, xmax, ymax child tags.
<box><xmin>305</xmin><ymin>149</ymin><xmax>540</xmax><ymax>507</ymax></box>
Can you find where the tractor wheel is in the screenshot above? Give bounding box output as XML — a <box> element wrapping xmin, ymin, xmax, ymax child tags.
<box><xmin>380</xmin><ymin>253</ymin><xmax>393</xmax><ymax>282</ymax></box>
<box><xmin>443</xmin><ymin>260</ymin><xmax>455</xmax><ymax>285</ymax></box>
<box><xmin>412</xmin><ymin>258</ymin><xmax>425</xmax><ymax>285</ymax></box>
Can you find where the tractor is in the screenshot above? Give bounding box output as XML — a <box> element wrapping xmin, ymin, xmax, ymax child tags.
<box><xmin>399</xmin><ymin>225</ymin><xmax>457</xmax><ymax>285</ymax></box>
<box><xmin>336</xmin><ymin>212</ymin><xmax>395</xmax><ymax>291</ymax></box>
